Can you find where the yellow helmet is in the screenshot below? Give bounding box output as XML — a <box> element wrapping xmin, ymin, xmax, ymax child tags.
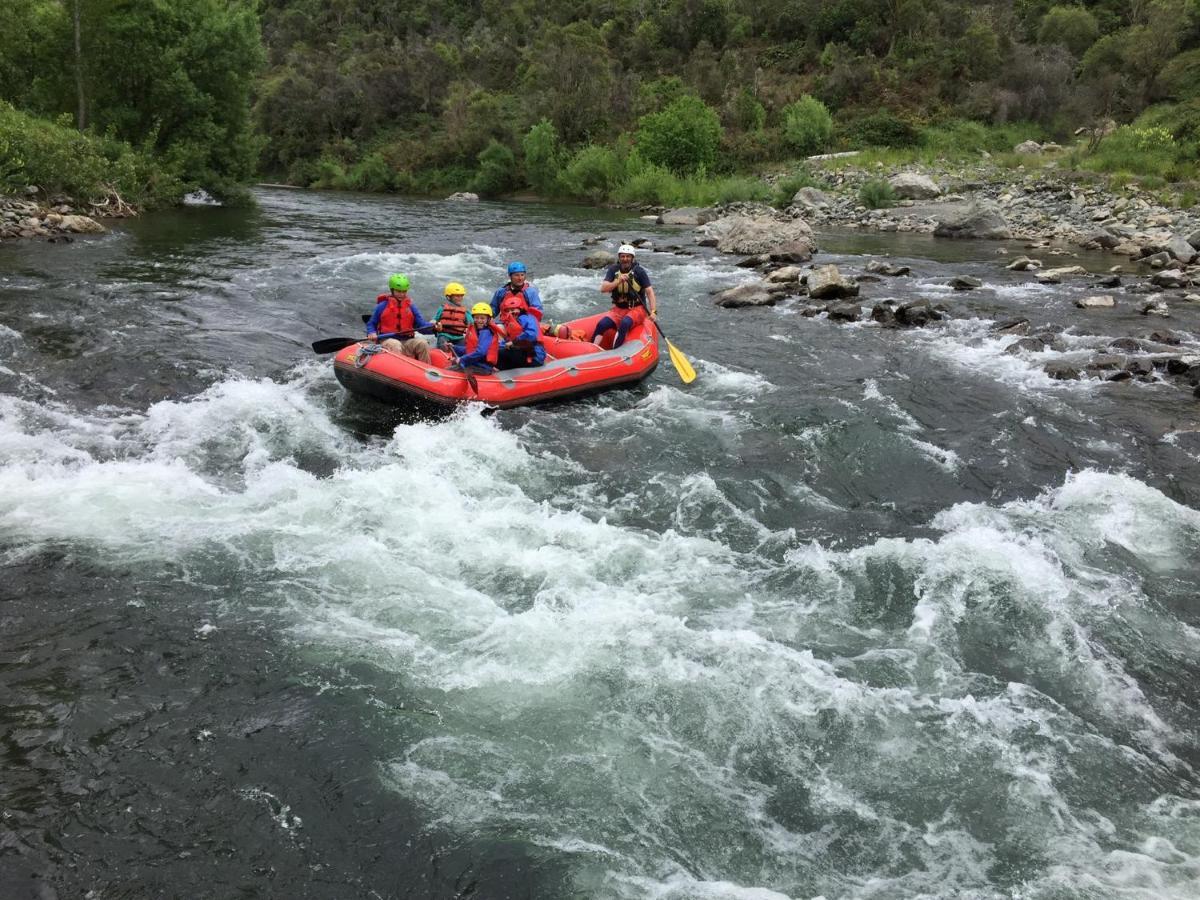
<box><xmin>470</xmin><ymin>302</ymin><xmax>493</xmax><ymax>316</ymax></box>
<box><xmin>444</xmin><ymin>281</ymin><xmax>466</xmax><ymax>297</ymax></box>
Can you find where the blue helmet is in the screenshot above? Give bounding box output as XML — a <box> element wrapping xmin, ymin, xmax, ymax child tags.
<box><xmin>507</xmin><ymin>261</ymin><xmax>526</xmax><ymax>275</ymax></box>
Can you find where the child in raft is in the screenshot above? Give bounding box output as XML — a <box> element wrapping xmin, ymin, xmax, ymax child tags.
<box><xmin>448</xmin><ymin>303</ymin><xmax>506</xmax><ymax>374</ymax></box>
<box><xmin>432</xmin><ymin>282</ymin><xmax>472</xmax><ymax>353</ymax></box>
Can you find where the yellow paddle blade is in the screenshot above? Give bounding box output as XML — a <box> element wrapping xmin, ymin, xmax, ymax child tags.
<box><xmin>666</xmin><ymin>339</ymin><xmax>697</xmax><ymax>384</ymax></box>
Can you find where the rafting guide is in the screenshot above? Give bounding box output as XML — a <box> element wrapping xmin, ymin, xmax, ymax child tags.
<box><xmin>594</xmin><ymin>243</ymin><xmax>657</xmax><ymax>348</ymax></box>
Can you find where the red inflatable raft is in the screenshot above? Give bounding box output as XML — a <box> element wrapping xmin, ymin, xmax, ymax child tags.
<box><xmin>333</xmin><ymin>312</ymin><xmax>659</xmax><ymax>408</ymax></box>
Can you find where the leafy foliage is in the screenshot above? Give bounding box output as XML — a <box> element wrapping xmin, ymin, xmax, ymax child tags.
<box><xmin>781</xmin><ymin>96</ymin><xmax>833</xmax><ymax>156</ymax></box>
<box><xmin>858</xmin><ymin>178</ymin><xmax>896</xmax><ymax>209</ymax></box>
<box><xmin>635</xmin><ymin>95</ymin><xmax>723</xmax><ymax>174</ymax></box>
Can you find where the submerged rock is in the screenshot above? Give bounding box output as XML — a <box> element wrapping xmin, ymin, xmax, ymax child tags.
<box><xmin>1005</xmin><ymin>337</ymin><xmax>1046</xmax><ymax>354</ymax></box>
<box><xmin>948</xmin><ymin>275</ymin><xmax>982</xmax><ymax>291</ymax></box>
<box><xmin>992</xmin><ymin>318</ymin><xmax>1031</xmax><ymax>335</ymax></box>
<box><xmin>864</xmin><ymin>260</ymin><xmax>911</xmax><ymax>277</ymax></box>
<box><xmin>1044</xmin><ymin>361</ymin><xmax>1080</xmax><ymax>380</ymax></box>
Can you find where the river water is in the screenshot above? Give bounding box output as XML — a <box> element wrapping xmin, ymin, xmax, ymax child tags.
<box><xmin>2</xmin><ymin>189</ymin><xmax>1199</xmax><ymax>900</ymax></box>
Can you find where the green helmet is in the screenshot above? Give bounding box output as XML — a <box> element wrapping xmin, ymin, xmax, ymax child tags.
<box><xmin>388</xmin><ymin>273</ymin><xmax>410</xmax><ymax>291</ymax></box>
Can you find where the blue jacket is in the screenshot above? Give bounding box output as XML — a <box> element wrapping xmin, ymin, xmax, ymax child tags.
<box><xmin>365</xmin><ymin>297</ymin><xmax>432</xmax><ymax>336</ymax></box>
<box><xmin>503</xmin><ymin>312</ymin><xmax>546</xmax><ymax>366</ymax></box>
<box><xmin>453</xmin><ymin>326</ymin><xmax>498</xmax><ymax>372</ymax></box>
<box><xmin>490</xmin><ymin>282</ymin><xmax>543</xmax><ymax>317</ymax></box>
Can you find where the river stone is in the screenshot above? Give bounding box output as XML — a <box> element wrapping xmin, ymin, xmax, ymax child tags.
<box><xmin>1140</xmin><ymin>297</ymin><xmax>1171</xmax><ymax>316</ymax></box>
<box><xmin>703</xmin><ymin>213</ymin><xmax>817</xmax><ymax>256</ymax></box>
<box><xmin>712</xmin><ymin>282</ymin><xmax>787</xmax><ymax>308</ymax></box>
<box><xmin>888</xmin><ymin>173</ymin><xmax>941</xmax><ymax>200</ymax></box>
<box><xmin>581</xmin><ymin>249</ymin><xmax>616</xmax><ymax>269</ymax></box>
<box><xmin>1141</xmin><ymin>251</ymin><xmax>1172</xmax><ymax>269</ymax></box>
<box><xmin>659</xmin><ymin>207</ymin><xmax>715</xmax><ymax>226</ymax></box>
<box><xmin>864</xmin><ymin>260</ymin><xmax>911</xmax><ymax>276</ymax></box>
<box><xmin>948</xmin><ymin>275</ymin><xmax>982</xmax><ymax>291</ymax></box>
<box><xmin>871</xmin><ymin>302</ymin><xmax>899</xmax><ymax>327</ymax></box>
<box><xmin>445</xmin><ymin>192</ymin><xmax>479</xmax><ymax>201</ymax></box>
<box><xmin>791</xmin><ymin>187</ymin><xmax>830</xmax><ymax>211</ymax></box>
<box><xmin>992</xmin><ymin>318</ymin><xmax>1030</xmax><ymax>335</ymax></box>
<box><xmin>59</xmin><ymin>215</ymin><xmax>105</xmax><ymax>234</ymax></box>
<box><xmin>1085</xmin><ymin>354</ymin><xmax>1125</xmax><ymax>373</ymax></box>
<box><xmin>768</xmin><ymin>241</ymin><xmax>816</xmax><ymax>263</ymax></box>
<box><xmin>1166</xmin><ymin>235</ymin><xmax>1197</xmax><ymax>264</ymax></box>
<box><xmin>827</xmin><ymin>302</ymin><xmax>862</xmax><ymax>321</ymax></box>
<box><xmin>1151</xmin><ymin>269</ymin><xmax>1188</xmax><ymax>289</ymax></box>
<box><xmin>1036</xmin><ymin>266</ymin><xmax>1088</xmax><ymax>284</ymax></box>
<box><xmin>1015</xmin><ymin>140</ymin><xmax>1043</xmax><ymax>154</ymax></box>
<box><xmin>807</xmin><ymin>264</ymin><xmax>859</xmax><ymax>300</ymax></box>
<box><xmin>1044</xmin><ymin>361</ymin><xmax>1080</xmax><ymax>380</ymax></box>
<box><xmin>1007</xmin><ymin>256</ymin><xmax>1042</xmax><ymax>271</ymax></box>
<box><xmin>1084</xmin><ymin>229</ymin><xmax>1122</xmax><ymax>250</ymax></box>
<box><xmin>1148</xmin><ymin>329</ymin><xmax>1182</xmax><ymax>345</ymax></box>
<box><xmin>1164</xmin><ymin>355</ymin><xmax>1200</xmax><ymax>375</ymax></box>
<box><xmin>933</xmin><ymin>201</ymin><xmax>1011</xmax><ymax>240</ymax></box>
<box><xmin>1097</xmin><ymin>274</ymin><xmax>1121</xmax><ymax>288</ymax></box>
<box><xmin>1005</xmin><ymin>337</ymin><xmax>1046</xmax><ymax>354</ymax></box>
<box><xmin>1126</xmin><ymin>358</ymin><xmax>1154</xmax><ymax>376</ymax></box>
<box><xmin>1187</xmin><ymin>228</ymin><xmax>1200</xmax><ymax>250</ymax></box>
<box><xmin>765</xmin><ymin>266</ymin><xmax>804</xmax><ymax>283</ymax></box>
<box><xmin>896</xmin><ymin>299</ymin><xmax>941</xmax><ymax>327</ymax></box>
<box><xmin>1109</xmin><ymin>338</ymin><xmax>1143</xmax><ymax>352</ymax></box>
<box><xmin>1076</xmin><ymin>295</ymin><xmax>1116</xmax><ymax>309</ymax></box>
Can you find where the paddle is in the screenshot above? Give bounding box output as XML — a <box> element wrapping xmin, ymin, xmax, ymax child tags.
<box><xmin>644</xmin><ymin>307</ymin><xmax>696</xmax><ymax>384</ymax></box>
<box><xmin>311</xmin><ymin>328</ymin><xmax>434</xmax><ymax>355</ymax></box>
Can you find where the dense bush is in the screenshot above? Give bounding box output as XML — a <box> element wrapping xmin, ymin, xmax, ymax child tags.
<box><xmin>858</xmin><ymin>178</ymin><xmax>896</xmax><ymax>209</ymax></box>
<box><xmin>472</xmin><ymin>140</ymin><xmax>519</xmax><ymax>196</ymax></box>
<box><xmin>635</xmin><ymin>95</ymin><xmax>723</xmax><ymax>174</ymax></box>
<box><xmin>1037</xmin><ymin>6</ymin><xmax>1100</xmax><ymax>58</ymax></box>
<box><xmin>773</xmin><ymin>170</ymin><xmax>819</xmax><ymax>207</ymax></box>
<box><xmin>558</xmin><ymin>144</ymin><xmax>625</xmax><ymax>202</ymax></box>
<box><xmin>781</xmin><ymin>96</ymin><xmax>833</xmax><ymax>155</ymax></box>
<box><xmin>843</xmin><ymin>111</ymin><xmax>921</xmax><ymax>149</ymax></box>
<box><xmin>1081</xmin><ymin>125</ymin><xmax>1190</xmax><ymax>178</ymax></box>
<box><xmin>522</xmin><ymin>120</ymin><xmax>563</xmax><ymax>195</ymax></box>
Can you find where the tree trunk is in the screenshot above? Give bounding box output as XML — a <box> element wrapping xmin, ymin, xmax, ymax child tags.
<box><xmin>73</xmin><ymin>0</ymin><xmax>86</xmax><ymax>130</ymax></box>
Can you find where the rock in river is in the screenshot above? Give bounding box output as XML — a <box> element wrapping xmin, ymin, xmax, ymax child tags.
<box><xmin>807</xmin><ymin>265</ymin><xmax>859</xmax><ymax>300</ymax></box>
<box><xmin>933</xmin><ymin>201</ymin><xmax>1011</xmax><ymax>240</ymax></box>
<box><xmin>703</xmin><ymin>213</ymin><xmax>817</xmax><ymax>257</ymax></box>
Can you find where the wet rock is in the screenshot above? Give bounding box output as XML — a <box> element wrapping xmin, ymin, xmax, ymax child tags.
<box><xmin>1036</xmin><ymin>265</ymin><xmax>1088</xmax><ymax>284</ymax></box>
<box><xmin>807</xmin><ymin>265</ymin><xmax>859</xmax><ymax>300</ymax></box>
<box><xmin>1141</xmin><ymin>251</ymin><xmax>1172</xmax><ymax>269</ymax></box>
<box><xmin>1085</xmin><ymin>354</ymin><xmax>1125</xmax><ymax>374</ymax></box>
<box><xmin>1150</xmin><ymin>269</ymin><xmax>1189</xmax><ymax>289</ymax></box>
<box><xmin>896</xmin><ymin>299</ymin><xmax>942</xmax><ymax>327</ymax></box>
<box><xmin>581</xmin><ymin>235</ymin><xmax>605</xmax><ymax>245</ymax></box>
<box><xmin>1044</xmin><ymin>361</ymin><xmax>1080</xmax><ymax>380</ymax></box>
<box><xmin>1106</xmin><ymin>370</ymin><xmax>1133</xmax><ymax>382</ymax></box>
<box><xmin>1109</xmin><ymin>337</ymin><xmax>1144</xmax><ymax>352</ymax></box>
<box><xmin>864</xmin><ymin>260</ymin><xmax>911</xmax><ymax>277</ymax></box>
<box><xmin>1084</xmin><ymin>229</ymin><xmax>1122</xmax><ymax>250</ymax></box>
<box><xmin>1125</xmin><ymin>358</ymin><xmax>1154</xmax><ymax>376</ymax></box>
<box><xmin>1164</xmin><ymin>355</ymin><xmax>1200</xmax><ymax>376</ymax></box>
<box><xmin>799</xmin><ymin>304</ymin><xmax>828</xmax><ymax>317</ymax></box>
<box><xmin>1148</xmin><ymin>329</ymin><xmax>1182</xmax><ymax>345</ymax></box>
<box><xmin>871</xmin><ymin>302</ymin><xmax>899</xmax><ymax>327</ymax></box>
<box><xmin>933</xmin><ymin>201</ymin><xmax>1011</xmax><ymax>240</ymax></box>
<box><xmin>992</xmin><ymin>318</ymin><xmax>1030</xmax><ymax>335</ymax></box>
<box><xmin>1140</xmin><ymin>297</ymin><xmax>1170</xmax><ymax>317</ymax></box>
<box><xmin>696</xmin><ymin>237</ymin><xmax>718</xmax><ymax>247</ymax></box>
<box><xmin>445</xmin><ymin>192</ymin><xmax>479</xmax><ymax>201</ymax></box>
<box><xmin>1185</xmin><ymin>293</ymin><xmax>1200</xmax><ymax>303</ymax></box>
<box><xmin>1007</xmin><ymin>256</ymin><xmax>1042</xmax><ymax>271</ymax></box>
<box><xmin>1188</xmin><ymin>228</ymin><xmax>1200</xmax><ymax>250</ymax></box>
<box><xmin>828</xmin><ymin>302</ymin><xmax>862</xmax><ymax>322</ymax></box>
<box><xmin>631</xmin><ymin>238</ymin><xmax>654</xmax><ymax>249</ymax></box>
<box><xmin>59</xmin><ymin>214</ymin><xmax>105</xmax><ymax>234</ymax></box>
<box><xmin>1076</xmin><ymin>295</ymin><xmax>1116</xmax><ymax>309</ymax></box>
<box><xmin>581</xmin><ymin>249</ymin><xmax>616</xmax><ymax>269</ymax></box>
<box><xmin>1097</xmin><ymin>274</ymin><xmax>1121</xmax><ymax>288</ymax></box>
<box><xmin>712</xmin><ymin>281</ymin><xmax>791</xmax><ymax>308</ymax></box>
<box><xmin>703</xmin><ymin>213</ymin><xmax>817</xmax><ymax>256</ymax></box>
<box><xmin>948</xmin><ymin>275</ymin><xmax>982</xmax><ymax>291</ymax></box>
<box><xmin>888</xmin><ymin>173</ymin><xmax>941</xmax><ymax>199</ymax></box>
<box><xmin>768</xmin><ymin>241</ymin><xmax>816</xmax><ymax>264</ymax></box>
<box><xmin>1005</xmin><ymin>337</ymin><xmax>1046</xmax><ymax>354</ymax></box>
<box><xmin>659</xmin><ymin>207</ymin><xmax>715</xmax><ymax>226</ymax></box>
<box><xmin>765</xmin><ymin>266</ymin><xmax>804</xmax><ymax>283</ymax></box>
<box><xmin>1166</xmin><ymin>235</ymin><xmax>1198</xmax><ymax>264</ymax></box>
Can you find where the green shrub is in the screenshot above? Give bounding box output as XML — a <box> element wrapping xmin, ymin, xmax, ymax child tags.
<box><xmin>472</xmin><ymin>139</ymin><xmax>518</xmax><ymax>197</ymax></box>
<box><xmin>781</xmin><ymin>95</ymin><xmax>833</xmax><ymax>155</ymax></box>
<box><xmin>773</xmin><ymin>170</ymin><xmax>818</xmax><ymax>207</ymax></box>
<box><xmin>347</xmin><ymin>152</ymin><xmax>393</xmax><ymax>192</ymax></box>
<box><xmin>1037</xmin><ymin>6</ymin><xmax>1100</xmax><ymax>58</ymax></box>
<box><xmin>711</xmin><ymin>175</ymin><xmax>771</xmax><ymax>205</ymax></box>
<box><xmin>522</xmin><ymin>119</ymin><xmax>563</xmax><ymax>195</ymax></box>
<box><xmin>843</xmin><ymin>111</ymin><xmax>921</xmax><ymax>149</ymax></box>
<box><xmin>1082</xmin><ymin>125</ymin><xmax>1181</xmax><ymax>178</ymax></box>
<box><xmin>1108</xmin><ymin>172</ymin><xmax>1135</xmax><ymax>191</ymax></box>
<box><xmin>729</xmin><ymin>88</ymin><xmax>766</xmax><ymax>132</ymax></box>
<box><xmin>558</xmin><ymin>144</ymin><xmax>626</xmax><ymax>202</ymax></box>
<box><xmin>635</xmin><ymin>94</ymin><xmax>723</xmax><ymax>174</ymax></box>
<box><xmin>613</xmin><ymin>164</ymin><xmax>684</xmax><ymax>206</ymax></box>
<box><xmin>858</xmin><ymin>178</ymin><xmax>895</xmax><ymax>209</ymax></box>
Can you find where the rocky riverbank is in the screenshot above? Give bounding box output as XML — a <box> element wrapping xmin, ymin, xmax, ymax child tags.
<box><xmin>0</xmin><ymin>188</ymin><xmax>131</xmax><ymax>242</ymax></box>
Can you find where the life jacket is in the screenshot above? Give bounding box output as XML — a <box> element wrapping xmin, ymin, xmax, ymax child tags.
<box><xmin>499</xmin><ymin>284</ymin><xmax>543</xmax><ymax>321</ymax></box>
<box><xmin>542</xmin><ymin>322</ymin><xmax>586</xmax><ymax>341</ymax></box>
<box><xmin>376</xmin><ymin>294</ymin><xmax>415</xmax><ymax>337</ymax></box>
<box><xmin>499</xmin><ymin>303</ymin><xmax>544</xmax><ymax>363</ymax></box>
<box><xmin>438</xmin><ymin>301</ymin><xmax>468</xmax><ymax>336</ymax></box>
<box><xmin>464</xmin><ymin>321</ymin><xmax>504</xmax><ymax>366</ymax></box>
<box><xmin>611</xmin><ymin>267</ymin><xmax>644</xmax><ymax>308</ymax></box>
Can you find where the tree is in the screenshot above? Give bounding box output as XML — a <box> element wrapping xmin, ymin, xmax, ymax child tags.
<box><xmin>635</xmin><ymin>94</ymin><xmax>722</xmax><ymax>173</ymax></box>
<box><xmin>522</xmin><ymin>119</ymin><xmax>563</xmax><ymax>195</ymax></box>
<box><xmin>781</xmin><ymin>95</ymin><xmax>833</xmax><ymax>155</ymax></box>
<box><xmin>1037</xmin><ymin>5</ymin><xmax>1100</xmax><ymax>58</ymax></box>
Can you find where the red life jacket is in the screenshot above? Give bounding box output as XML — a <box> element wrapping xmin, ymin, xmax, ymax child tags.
<box><xmin>499</xmin><ymin>302</ymin><xmax>543</xmax><ymax>364</ymax></box>
<box><xmin>438</xmin><ymin>301</ymin><xmax>468</xmax><ymax>336</ymax></box>
<box><xmin>500</xmin><ymin>285</ymin><xmax>542</xmax><ymax>321</ymax></box>
<box><xmin>376</xmin><ymin>294</ymin><xmax>415</xmax><ymax>337</ymax></box>
<box><xmin>464</xmin><ymin>321</ymin><xmax>504</xmax><ymax>365</ymax></box>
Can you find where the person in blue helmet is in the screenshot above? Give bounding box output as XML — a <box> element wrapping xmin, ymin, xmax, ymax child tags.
<box><xmin>490</xmin><ymin>261</ymin><xmax>544</xmax><ymax>321</ymax></box>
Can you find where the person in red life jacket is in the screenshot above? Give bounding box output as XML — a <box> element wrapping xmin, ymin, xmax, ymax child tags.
<box><xmin>449</xmin><ymin>303</ymin><xmax>505</xmax><ymax>373</ymax></box>
<box><xmin>593</xmin><ymin>244</ymin><xmax>656</xmax><ymax>348</ymax></box>
<box><xmin>495</xmin><ymin>291</ymin><xmax>547</xmax><ymax>369</ymax></box>
<box><xmin>365</xmin><ymin>273</ymin><xmax>433</xmax><ymax>363</ymax></box>
<box><xmin>489</xmin><ymin>261</ymin><xmax>544</xmax><ymax>321</ymax></box>
<box><xmin>432</xmin><ymin>281</ymin><xmax>471</xmax><ymax>352</ymax></box>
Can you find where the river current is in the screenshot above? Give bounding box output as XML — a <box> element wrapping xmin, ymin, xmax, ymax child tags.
<box><xmin>2</xmin><ymin>189</ymin><xmax>1199</xmax><ymax>899</ymax></box>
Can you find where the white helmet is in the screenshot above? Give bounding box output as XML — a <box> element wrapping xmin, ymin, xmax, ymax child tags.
<box><xmin>617</xmin><ymin>243</ymin><xmax>636</xmax><ymax>256</ymax></box>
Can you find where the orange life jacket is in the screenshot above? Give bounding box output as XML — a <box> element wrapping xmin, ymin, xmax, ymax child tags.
<box><xmin>438</xmin><ymin>301</ymin><xmax>468</xmax><ymax>336</ymax></box>
<box><xmin>464</xmin><ymin>321</ymin><xmax>504</xmax><ymax>365</ymax></box>
<box><xmin>377</xmin><ymin>294</ymin><xmax>415</xmax><ymax>336</ymax></box>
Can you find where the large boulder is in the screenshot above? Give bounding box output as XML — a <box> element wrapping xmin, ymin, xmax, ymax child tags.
<box><xmin>1166</xmin><ymin>235</ymin><xmax>1198</xmax><ymax>264</ymax></box>
<box><xmin>1151</xmin><ymin>269</ymin><xmax>1189</xmax><ymax>289</ymax></box>
<box><xmin>59</xmin><ymin>214</ymin><xmax>105</xmax><ymax>234</ymax></box>
<box><xmin>948</xmin><ymin>275</ymin><xmax>982</xmax><ymax>291</ymax></box>
<box><xmin>791</xmin><ymin>187</ymin><xmax>831</xmax><ymax>211</ymax></box>
<box><xmin>581</xmin><ymin>249</ymin><xmax>616</xmax><ymax>269</ymax></box>
<box><xmin>1187</xmin><ymin>228</ymin><xmax>1200</xmax><ymax>251</ymax></box>
<box><xmin>712</xmin><ymin>282</ymin><xmax>789</xmax><ymax>308</ymax></box>
<box><xmin>702</xmin><ymin>213</ymin><xmax>817</xmax><ymax>256</ymax></box>
<box><xmin>445</xmin><ymin>192</ymin><xmax>479</xmax><ymax>201</ymax></box>
<box><xmin>933</xmin><ymin>202</ymin><xmax>1011</xmax><ymax>240</ymax></box>
<box><xmin>659</xmin><ymin>207</ymin><xmax>716</xmax><ymax>226</ymax></box>
<box><xmin>807</xmin><ymin>264</ymin><xmax>859</xmax><ymax>300</ymax></box>
<box><xmin>888</xmin><ymin>173</ymin><xmax>941</xmax><ymax>200</ymax></box>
